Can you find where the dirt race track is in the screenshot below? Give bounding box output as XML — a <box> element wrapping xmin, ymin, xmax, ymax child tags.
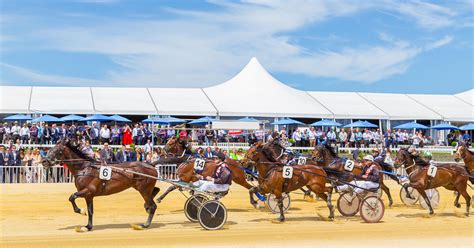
<box><xmin>1</xmin><ymin>181</ymin><xmax>473</xmax><ymax>248</ymax></box>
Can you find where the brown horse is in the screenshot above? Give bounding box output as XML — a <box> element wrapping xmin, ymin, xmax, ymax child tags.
<box><xmin>42</xmin><ymin>138</ymin><xmax>160</xmax><ymax>232</ymax></box>
<box><xmin>155</xmin><ymin>156</ymin><xmax>259</xmax><ymax>207</ymax></box>
<box><xmin>242</xmin><ymin>141</ymin><xmax>334</xmax><ymax>222</ymax></box>
<box><xmin>310</xmin><ymin>144</ymin><xmax>394</xmax><ymax>207</ymax></box>
<box><xmin>454</xmin><ymin>143</ymin><xmax>474</xmax><ymax>174</ymax></box>
<box><xmin>164</xmin><ymin>136</ymin><xmax>192</xmax><ymax>156</ymax></box>
<box><xmin>394</xmin><ymin>148</ymin><xmax>470</xmax><ymax>216</ymax></box>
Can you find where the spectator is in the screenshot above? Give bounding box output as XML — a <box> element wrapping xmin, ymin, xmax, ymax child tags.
<box><xmin>128</xmin><ymin>146</ymin><xmax>137</xmax><ymax>161</ymax></box>
<box><xmin>42</xmin><ymin>124</ymin><xmax>51</xmax><ymax>144</ymax></box>
<box><xmin>100</xmin><ymin>143</ymin><xmax>113</xmax><ymax>164</ymax></box>
<box><xmin>29</xmin><ymin>123</ymin><xmax>39</xmax><ymax>144</ymax></box>
<box><xmin>51</xmin><ymin>123</ymin><xmax>59</xmax><ymax>144</ymax></box>
<box><xmin>11</xmin><ymin>121</ymin><xmax>20</xmax><ymax>143</ymax></box>
<box><xmin>111</xmin><ymin>125</ymin><xmax>121</xmax><ymax>145</ymax></box>
<box><xmin>0</xmin><ymin>123</ymin><xmax>5</xmax><ymax>143</ymax></box>
<box><xmin>327</xmin><ymin>128</ymin><xmax>336</xmax><ymax>145</ymax></box>
<box><xmin>58</xmin><ymin>123</ymin><xmax>68</xmax><ymax>140</ymax></box>
<box><xmin>144</xmin><ymin>139</ymin><xmax>153</xmax><ymax>154</ymax></box>
<box><xmin>20</xmin><ymin>124</ymin><xmax>30</xmax><ymax>144</ymax></box>
<box><xmin>205</xmin><ymin>146</ymin><xmax>214</xmax><ymax>158</ymax></box>
<box><xmin>339</xmin><ymin>128</ymin><xmax>348</xmax><ymax>148</ymax></box>
<box><xmin>100</xmin><ymin>124</ymin><xmax>111</xmax><ymax>144</ymax></box>
<box><xmin>122</xmin><ymin>125</ymin><xmax>133</xmax><ymax>145</ymax></box>
<box><xmin>462</xmin><ymin>131</ymin><xmax>471</xmax><ymax>145</ymax></box>
<box><xmin>80</xmin><ymin>140</ymin><xmax>94</xmax><ymax>159</ymax></box>
<box><xmin>0</xmin><ymin>145</ymin><xmax>5</xmax><ymax>183</ymax></box>
<box><xmin>115</xmin><ymin>145</ymin><xmax>129</xmax><ymax>163</ymax></box>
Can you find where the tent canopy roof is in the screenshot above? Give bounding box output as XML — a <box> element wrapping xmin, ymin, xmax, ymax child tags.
<box><xmin>0</xmin><ymin>58</ymin><xmax>472</xmax><ymax>122</ymax></box>
<box><xmin>203</xmin><ymin>58</ymin><xmax>333</xmax><ymax>118</ymax></box>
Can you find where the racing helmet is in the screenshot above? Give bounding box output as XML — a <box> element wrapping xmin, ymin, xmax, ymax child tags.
<box><xmin>363</xmin><ymin>155</ymin><xmax>374</xmax><ymax>162</ymax></box>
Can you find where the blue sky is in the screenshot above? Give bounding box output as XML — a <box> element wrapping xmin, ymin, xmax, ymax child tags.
<box><xmin>1</xmin><ymin>0</ymin><xmax>472</xmax><ymax>94</ymax></box>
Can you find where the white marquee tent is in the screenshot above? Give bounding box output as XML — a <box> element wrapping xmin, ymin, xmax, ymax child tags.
<box><xmin>0</xmin><ymin>57</ymin><xmax>473</xmax><ymax>122</ymax></box>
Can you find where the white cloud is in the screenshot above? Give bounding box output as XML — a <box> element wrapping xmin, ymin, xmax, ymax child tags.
<box><xmin>0</xmin><ymin>63</ymin><xmax>105</xmax><ymax>86</ymax></box>
<box><xmin>426</xmin><ymin>36</ymin><xmax>454</xmax><ymax>50</ymax></box>
<box><xmin>0</xmin><ymin>0</ymin><xmax>462</xmax><ymax>87</ymax></box>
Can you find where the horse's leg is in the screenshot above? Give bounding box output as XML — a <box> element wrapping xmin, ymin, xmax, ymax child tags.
<box><xmin>248</xmin><ymin>186</ymin><xmax>260</xmax><ymax>208</ymax></box>
<box><xmin>276</xmin><ymin>192</ymin><xmax>285</xmax><ymax>222</ymax></box>
<box><xmin>454</xmin><ymin>180</ymin><xmax>471</xmax><ymax>216</ymax></box>
<box><xmin>135</xmin><ymin>186</ymin><xmax>158</xmax><ymax>229</ymax></box>
<box><xmin>418</xmin><ymin>189</ymin><xmax>434</xmax><ymax>215</ymax></box>
<box><xmin>76</xmin><ymin>197</ymin><xmax>94</xmax><ymax>232</ymax></box>
<box><xmin>381</xmin><ymin>183</ymin><xmax>393</xmax><ymax>207</ymax></box>
<box><xmin>453</xmin><ymin>192</ymin><xmax>461</xmax><ymax>208</ymax></box>
<box><xmin>311</xmin><ymin>185</ymin><xmax>334</xmax><ymax>220</ymax></box>
<box><xmin>156</xmin><ymin>185</ymin><xmax>177</xmax><ymax>204</ymax></box>
<box><xmin>69</xmin><ymin>188</ymin><xmax>91</xmax><ymax>215</ymax></box>
<box><xmin>233</xmin><ymin>175</ymin><xmax>259</xmax><ymax>208</ymax></box>
<box><xmin>69</xmin><ymin>192</ymin><xmax>85</xmax><ymax>215</ymax></box>
<box><xmin>151</xmin><ymin>187</ymin><xmax>161</xmax><ymax>200</ymax></box>
<box><xmin>300</xmin><ymin>187</ymin><xmax>312</xmax><ymax>197</ymax></box>
<box><xmin>458</xmin><ymin>189</ymin><xmax>471</xmax><ymax>216</ymax></box>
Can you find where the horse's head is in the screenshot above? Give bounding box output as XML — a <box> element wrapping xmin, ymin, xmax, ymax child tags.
<box><xmin>312</xmin><ymin>144</ymin><xmax>337</xmax><ymax>164</ymax></box>
<box><xmin>454</xmin><ymin>142</ymin><xmax>467</xmax><ymax>162</ymax></box>
<box><xmin>42</xmin><ymin>138</ymin><xmax>74</xmax><ymax>168</ymax></box>
<box><xmin>311</xmin><ymin>145</ymin><xmax>324</xmax><ymax>162</ymax></box>
<box><xmin>242</xmin><ymin>141</ymin><xmax>264</xmax><ymax>165</ymax></box>
<box><xmin>394</xmin><ymin>148</ymin><xmax>412</xmax><ymax>169</ymax></box>
<box><xmin>164</xmin><ymin>136</ymin><xmax>182</xmax><ymax>155</ymax></box>
<box><xmin>262</xmin><ymin>139</ymin><xmax>285</xmax><ymax>162</ymax></box>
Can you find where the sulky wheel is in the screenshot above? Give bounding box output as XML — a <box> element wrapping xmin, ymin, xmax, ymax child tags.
<box><xmin>198</xmin><ymin>200</ymin><xmax>227</xmax><ymax>230</ymax></box>
<box><xmin>184</xmin><ymin>194</ymin><xmax>208</xmax><ymax>222</ymax></box>
<box><xmin>266</xmin><ymin>193</ymin><xmax>291</xmax><ymax>214</ymax></box>
<box><xmin>419</xmin><ymin>188</ymin><xmax>440</xmax><ymax>210</ymax></box>
<box><xmin>360</xmin><ymin>196</ymin><xmax>385</xmax><ymax>223</ymax></box>
<box><xmin>337</xmin><ymin>192</ymin><xmax>361</xmax><ymax>217</ymax></box>
<box><xmin>399</xmin><ymin>186</ymin><xmax>420</xmax><ymax>206</ymax></box>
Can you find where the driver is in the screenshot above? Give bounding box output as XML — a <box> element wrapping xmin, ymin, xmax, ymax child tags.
<box><xmin>372</xmin><ymin>147</ymin><xmax>399</xmax><ymax>183</ymax></box>
<box><xmin>193</xmin><ymin>152</ymin><xmax>232</xmax><ymax>193</ymax></box>
<box><xmin>408</xmin><ymin>146</ymin><xmax>430</xmax><ymax>167</ymax></box>
<box><xmin>337</xmin><ymin>155</ymin><xmax>380</xmax><ymax>194</ymax></box>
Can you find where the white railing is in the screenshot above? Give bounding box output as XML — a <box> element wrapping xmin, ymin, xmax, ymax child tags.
<box><xmin>0</xmin><ymin>166</ymin><xmax>73</xmax><ymax>184</ymax></box>
<box><xmin>0</xmin><ymin>164</ymin><xmax>180</xmax><ymax>184</ymax></box>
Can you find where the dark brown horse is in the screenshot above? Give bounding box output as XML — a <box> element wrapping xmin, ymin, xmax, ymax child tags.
<box><xmin>156</xmin><ymin>156</ymin><xmax>259</xmax><ymax>207</ymax></box>
<box><xmin>310</xmin><ymin>144</ymin><xmax>394</xmax><ymax>207</ymax></box>
<box><xmin>42</xmin><ymin>139</ymin><xmax>160</xmax><ymax>232</ymax></box>
<box><xmin>163</xmin><ymin>136</ymin><xmax>192</xmax><ymax>156</ymax></box>
<box><xmin>394</xmin><ymin>148</ymin><xmax>470</xmax><ymax>216</ymax></box>
<box><xmin>242</xmin><ymin>141</ymin><xmax>335</xmax><ymax>222</ymax></box>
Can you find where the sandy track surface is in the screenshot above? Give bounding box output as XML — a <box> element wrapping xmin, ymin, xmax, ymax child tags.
<box><xmin>1</xmin><ymin>181</ymin><xmax>473</xmax><ymax>248</ymax></box>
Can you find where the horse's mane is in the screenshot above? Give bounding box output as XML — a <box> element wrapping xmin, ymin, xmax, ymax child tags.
<box><xmin>65</xmin><ymin>141</ymin><xmax>93</xmax><ymax>161</ymax></box>
<box><xmin>322</xmin><ymin>144</ymin><xmax>337</xmax><ymax>158</ymax></box>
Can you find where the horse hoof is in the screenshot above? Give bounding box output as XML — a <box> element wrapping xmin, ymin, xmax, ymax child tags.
<box><xmin>75</xmin><ymin>226</ymin><xmax>89</xmax><ymax>233</ymax></box>
<box><xmin>80</xmin><ymin>209</ymin><xmax>87</xmax><ymax>216</ymax></box>
<box><xmin>156</xmin><ymin>199</ymin><xmax>161</xmax><ymax>204</ymax></box>
<box><xmin>455</xmin><ymin>204</ymin><xmax>461</xmax><ymax>208</ymax></box>
<box><xmin>465</xmin><ymin>213</ymin><xmax>470</xmax><ymax>217</ymax></box>
<box><xmin>131</xmin><ymin>224</ymin><xmax>147</xmax><ymax>230</ymax></box>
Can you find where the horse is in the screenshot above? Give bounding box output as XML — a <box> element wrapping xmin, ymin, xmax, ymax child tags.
<box><xmin>163</xmin><ymin>136</ymin><xmax>192</xmax><ymax>156</ymax></box>
<box><xmin>454</xmin><ymin>142</ymin><xmax>474</xmax><ymax>179</ymax></box>
<box><xmin>394</xmin><ymin>148</ymin><xmax>471</xmax><ymax>216</ymax></box>
<box><xmin>310</xmin><ymin>144</ymin><xmax>394</xmax><ymax>207</ymax></box>
<box><xmin>155</xmin><ymin>156</ymin><xmax>259</xmax><ymax>207</ymax></box>
<box><xmin>242</xmin><ymin>141</ymin><xmax>335</xmax><ymax>222</ymax></box>
<box><xmin>260</xmin><ymin>138</ymin><xmax>323</xmax><ymax>198</ymax></box>
<box><xmin>41</xmin><ymin>138</ymin><xmax>161</xmax><ymax>232</ymax></box>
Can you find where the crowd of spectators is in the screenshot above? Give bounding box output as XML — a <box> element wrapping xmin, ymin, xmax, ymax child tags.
<box><xmin>0</xmin><ymin>121</ymin><xmax>471</xmax><ymax>149</ymax></box>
